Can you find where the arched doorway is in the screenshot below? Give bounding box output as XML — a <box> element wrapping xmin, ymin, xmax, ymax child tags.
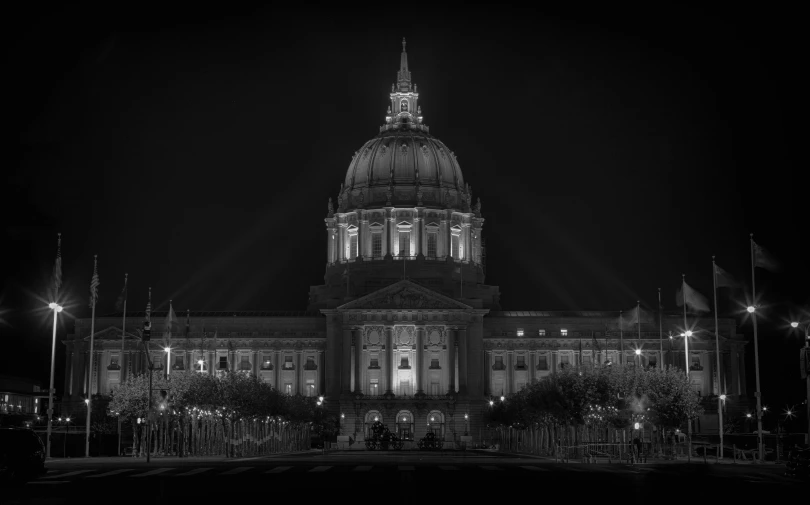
<box><xmin>427</xmin><ymin>410</ymin><xmax>445</xmax><ymax>439</ymax></box>
<box><xmin>365</xmin><ymin>410</ymin><xmax>383</xmax><ymax>438</ymax></box>
<box><xmin>396</xmin><ymin>410</ymin><xmax>414</xmax><ymax>441</ymax></box>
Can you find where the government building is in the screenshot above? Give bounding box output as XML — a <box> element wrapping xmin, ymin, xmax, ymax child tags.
<box><xmin>62</xmin><ymin>40</ymin><xmax>750</xmax><ymax>445</ymax></box>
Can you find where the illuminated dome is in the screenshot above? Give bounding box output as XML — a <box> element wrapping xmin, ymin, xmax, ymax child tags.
<box><xmin>336</xmin><ymin>39</ymin><xmax>470</xmax><ymax>213</ymax></box>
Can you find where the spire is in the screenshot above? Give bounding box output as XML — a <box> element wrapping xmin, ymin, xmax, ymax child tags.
<box><xmin>396</xmin><ymin>37</ymin><xmax>411</xmax><ymax>91</ymax></box>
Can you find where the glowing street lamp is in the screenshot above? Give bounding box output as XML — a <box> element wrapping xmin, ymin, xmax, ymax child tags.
<box><xmin>197</xmin><ymin>358</ymin><xmax>205</xmax><ymax>373</ymax></box>
<box><xmin>164</xmin><ymin>346</ymin><xmax>172</xmax><ymax>378</ymax></box>
<box><xmin>500</xmin><ymin>395</ymin><xmax>505</xmax><ymax>402</ymax></box>
<box><xmin>45</xmin><ymin>302</ymin><xmax>63</xmax><ymax>459</ymax></box>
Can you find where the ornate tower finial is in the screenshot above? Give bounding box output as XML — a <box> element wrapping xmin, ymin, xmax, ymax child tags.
<box><xmin>397</xmin><ymin>37</ymin><xmax>411</xmax><ymax>91</ymax></box>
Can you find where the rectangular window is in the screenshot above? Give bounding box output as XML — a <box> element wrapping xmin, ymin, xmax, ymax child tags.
<box><xmin>153</xmin><ymin>355</ymin><xmax>163</xmax><ymax>369</ymax></box>
<box><xmin>430</xmin><ymin>358</ymin><xmax>440</xmax><ymax>369</ymax></box>
<box><xmin>560</xmin><ymin>329</ymin><xmax>568</xmax><ymax>336</ymax></box>
<box><xmin>648</xmin><ymin>355</ymin><xmax>658</xmax><ymax>368</ymax></box>
<box><xmin>516</xmin><ymin>356</ymin><xmax>526</xmax><ymax>369</ymax></box>
<box><xmin>400</xmin><ymin>379</ymin><xmax>411</xmax><ymax>396</ymax></box>
<box><xmin>284</xmin><ymin>383</ymin><xmax>292</xmax><ymax>395</ymax></box>
<box><xmin>239</xmin><ymin>355</ymin><xmax>251</xmax><ymax>371</ymax></box>
<box><xmin>560</xmin><ymin>354</ymin><xmax>570</xmax><ymax>368</ymax></box>
<box><xmin>538</xmin><ymin>329</ymin><xmax>546</xmax><ymax>336</ymax></box>
<box><xmin>516</xmin><ymin>328</ymin><xmax>524</xmax><ymax>337</ymax></box>
<box><xmin>582</xmin><ymin>353</ymin><xmax>592</xmax><ymax>365</ymax></box>
<box><xmin>174</xmin><ymin>355</ymin><xmax>184</xmax><ymax>370</ymax></box>
<box><xmin>399</xmin><ymin>232</ymin><xmax>410</xmax><ymax>256</ymax></box>
<box><xmin>284</xmin><ymin>356</ymin><xmax>294</xmax><ymax>369</ymax></box>
<box><xmin>690</xmin><ymin>354</ymin><xmax>702</xmax><ymax>370</ymax></box>
<box><xmin>349</xmin><ymin>234</ymin><xmax>358</xmax><ymax>259</ymax></box>
<box><xmin>369</xmin><ymin>358</ymin><xmax>379</xmax><ymax>369</ymax></box>
<box><xmin>108</xmin><ymin>353</ymin><xmax>120</xmax><ymax>370</ymax></box>
<box><xmin>430</xmin><ymin>380</ymin><xmax>440</xmax><ymax>395</ymax></box>
<box><xmin>304</xmin><ymin>357</ymin><xmax>317</xmax><ymax>370</ymax></box>
<box><xmin>399</xmin><ymin>355</ymin><xmax>410</xmax><ymax>368</ymax></box>
<box><xmin>218</xmin><ymin>356</ymin><xmax>228</xmax><ymax>369</ymax></box>
<box><xmin>537</xmin><ymin>355</ymin><xmax>549</xmax><ymax>371</ymax></box>
<box><xmin>372</xmin><ymin>233</ymin><xmax>382</xmax><ymax>258</ymax></box>
<box><xmin>262</xmin><ymin>354</ymin><xmax>273</xmax><ymax>370</ymax></box>
<box><xmin>369</xmin><ymin>379</ymin><xmax>379</xmax><ymax>396</ymax></box>
<box><xmin>451</xmin><ymin>234</ymin><xmax>459</xmax><ymax>259</ymax></box>
<box><xmin>306</xmin><ymin>381</ymin><xmax>315</xmax><ymax>397</ymax></box>
<box><xmin>427</xmin><ymin>232</ymin><xmax>437</xmax><ymax>258</ymax></box>
<box><xmin>492</xmin><ymin>356</ymin><xmax>505</xmax><ymax>370</ymax></box>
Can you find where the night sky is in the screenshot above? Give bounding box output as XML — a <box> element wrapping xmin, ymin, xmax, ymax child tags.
<box><xmin>6</xmin><ymin>6</ymin><xmax>806</xmax><ymax>424</ymax></box>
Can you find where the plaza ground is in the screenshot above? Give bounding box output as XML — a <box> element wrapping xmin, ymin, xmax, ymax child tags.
<box><xmin>7</xmin><ymin>450</ymin><xmax>805</xmax><ymax>504</ymax></box>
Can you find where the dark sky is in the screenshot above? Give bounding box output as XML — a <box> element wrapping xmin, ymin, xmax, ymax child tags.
<box><xmin>6</xmin><ymin>5</ymin><xmax>807</xmax><ymax>423</ymax></box>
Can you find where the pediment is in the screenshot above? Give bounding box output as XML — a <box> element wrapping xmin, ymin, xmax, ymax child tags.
<box><xmin>83</xmin><ymin>325</ymin><xmax>141</xmax><ymax>341</ymax></box>
<box><xmin>338</xmin><ymin>280</ymin><xmax>472</xmax><ymax>310</ymax></box>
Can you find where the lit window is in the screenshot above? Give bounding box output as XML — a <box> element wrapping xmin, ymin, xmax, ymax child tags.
<box><xmin>369</xmin><ymin>379</ymin><xmax>379</xmax><ymax>396</ymax></box>
<box><xmin>306</xmin><ymin>381</ymin><xmax>315</xmax><ymax>397</ymax></box>
<box><xmin>560</xmin><ymin>329</ymin><xmax>568</xmax><ymax>336</ymax></box>
<box><xmin>349</xmin><ymin>234</ymin><xmax>358</xmax><ymax>260</ymax></box>
<box><xmin>427</xmin><ymin>233</ymin><xmax>437</xmax><ymax>258</ymax></box>
<box><xmin>516</xmin><ymin>328</ymin><xmax>524</xmax><ymax>337</ymax></box>
<box><xmin>284</xmin><ymin>383</ymin><xmax>292</xmax><ymax>395</ymax></box>
<box><xmin>261</xmin><ymin>355</ymin><xmax>273</xmax><ymax>370</ymax></box>
<box><xmin>399</xmin><ymin>232</ymin><xmax>410</xmax><ymax>257</ymax></box>
<box><xmin>372</xmin><ymin>233</ymin><xmax>382</xmax><ymax>258</ymax></box>
<box><xmin>538</xmin><ymin>329</ymin><xmax>546</xmax><ymax>337</ymax></box>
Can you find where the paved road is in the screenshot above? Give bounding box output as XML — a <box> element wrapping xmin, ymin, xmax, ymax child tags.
<box><xmin>6</xmin><ymin>451</ymin><xmax>805</xmax><ymax>504</ymax></box>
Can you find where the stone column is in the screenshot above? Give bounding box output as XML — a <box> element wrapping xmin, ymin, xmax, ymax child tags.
<box><xmin>457</xmin><ymin>327</ymin><xmax>468</xmax><ymax>396</ymax></box>
<box><xmin>484</xmin><ymin>351</ymin><xmax>492</xmax><ymax>396</ymax></box>
<box><xmin>274</xmin><ymin>351</ymin><xmax>281</xmax><ymax>389</ymax></box>
<box><xmin>342</xmin><ymin>329</ymin><xmax>353</xmax><ymax>394</ymax></box>
<box><xmin>295</xmin><ymin>351</ymin><xmax>303</xmax><ymax>395</ymax></box>
<box><xmin>463</xmin><ymin>222</ymin><xmax>472</xmax><ymax>262</ymax></box>
<box><xmin>252</xmin><ymin>350</ymin><xmax>259</xmax><ymax>376</ymax></box>
<box><xmin>414</xmin><ymin>215</ymin><xmax>422</xmax><ymax>257</ymax></box>
<box><xmin>529</xmin><ymin>351</ymin><xmax>536</xmax><ymax>383</ymax></box>
<box><xmin>385</xmin><ymin>211</ymin><xmax>394</xmax><ymax>257</ymax></box>
<box><xmin>318</xmin><ymin>350</ymin><xmax>325</xmax><ymax>396</ymax></box>
<box><xmin>506</xmin><ymin>351</ymin><xmax>514</xmax><ymax>394</ymax></box>
<box><xmin>357</xmin><ymin>212</ymin><xmax>364</xmax><ymax>259</ymax></box>
<box><xmin>385</xmin><ymin>327</ymin><xmax>394</xmax><ymax>394</ymax></box>
<box><xmin>446</xmin><ymin>329</ymin><xmax>456</xmax><ymax>394</ymax></box>
<box><xmin>445</xmin><ymin>212</ymin><xmax>452</xmax><ymax>259</ymax></box>
<box><xmin>415</xmin><ymin>327</ymin><xmax>424</xmax><ymax>394</ymax></box>
<box><xmin>354</xmin><ymin>333</ymin><xmax>362</xmax><ymax>393</ymax></box>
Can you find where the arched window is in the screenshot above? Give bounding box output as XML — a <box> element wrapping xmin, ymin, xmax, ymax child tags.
<box><xmin>400</xmin><ymin>99</ymin><xmax>408</xmax><ymax>112</ymax></box>
<box><xmin>396</xmin><ymin>410</ymin><xmax>414</xmax><ymax>440</ymax></box>
<box><xmin>365</xmin><ymin>410</ymin><xmax>383</xmax><ymax>438</ymax></box>
<box><xmin>427</xmin><ymin>410</ymin><xmax>445</xmax><ymax>439</ymax></box>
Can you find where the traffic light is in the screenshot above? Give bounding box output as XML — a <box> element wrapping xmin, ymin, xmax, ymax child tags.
<box><xmin>143</xmin><ymin>321</ymin><xmax>151</xmax><ymax>342</ymax></box>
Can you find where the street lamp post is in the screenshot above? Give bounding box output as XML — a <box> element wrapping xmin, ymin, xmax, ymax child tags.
<box><xmin>164</xmin><ymin>346</ymin><xmax>171</xmax><ymax>379</ymax></box>
<box><xmin>679</xmin><ymin>329</ymin><xmax>694</xmax><ymax>461</ymax></box>
<box><xmin>747</xmin><ymin>305</ymin><xmax>765</xmax><ymax>462</ymax></box>
<box><xmin>46</xmin><ymin>302</ymin><xmax>62</xmax><ymax>459</ymax></box>
<box><xmin>790</xmin><ymin>321</ymin><xmax>810</xmax><ymax>444</ymax></box>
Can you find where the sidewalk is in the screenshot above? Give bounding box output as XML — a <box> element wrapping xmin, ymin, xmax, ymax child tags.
<box><xmin>489</xmin><ymin>449</ymin><xmax>785</xmax><ymax>465</ymax></box>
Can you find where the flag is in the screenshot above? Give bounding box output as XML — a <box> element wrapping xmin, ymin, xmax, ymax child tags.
<box><xmin>622</xmin><ymin>305</ymin><xmax>654</xmax><ymax>326</ymax></box>
<box><xmin>676</xmin><ymin>281</ymin><xmax>711</xmax><ymax>312</ymax></box>
<box><xmin>164</xmin><ymin>300</ymin><xmax>177</xmax><ymax>335</ymax></box>
<box><xmin>753</xmin><ymin>241</ymin><xmax>779</xmax><ymax>272</ymax></box>
<box><xmin>145</xmin><ymin>287</ymin><xmax>152</xmax><ymax>323</ymax></box>
<box><xmin>52</xmin><ymin>233</ymin><xmax>63</xmax><ymax>293</ymax></box>
<box><xmin>185</xmin><ymin>309</ymin><xmax>191</xmax><ymax>337</ymax></box>
<box><xmin>714</xmin><ymin>263</ymin><xmax>740</xmax><ymax>288</ymax></box>
<box><xmin>115</xmin><ymin>274</ymin><xmax>128</xmax><ymax>311</ymax></box>
<box><xmin>89</xmin><ymin>256</ymin><xmax>99</xmax><ymax>309</ymax></box>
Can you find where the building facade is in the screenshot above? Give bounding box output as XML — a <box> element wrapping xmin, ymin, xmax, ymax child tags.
<box><xmin>62</xmin><ymin>40</ymin><xmax>749</xmax><ymax>443</ymax></box>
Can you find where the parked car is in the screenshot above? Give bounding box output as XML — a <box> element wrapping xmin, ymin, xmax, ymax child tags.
<box><xmin>0</xmin><ymin>428</ymin><xmax>46</xmax><ymax>482</ymax></box>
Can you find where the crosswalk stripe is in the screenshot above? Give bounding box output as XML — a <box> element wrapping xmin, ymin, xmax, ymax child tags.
<box><xmin>480</xmin><ymin>465</ymin><xmax>503</xmax><ymax>471</ymax></box>
<box><xmin>131</xmin><ymin>468</ymin><xmax>173</xmax><ymax>477</ymax></box>
<box><xmin>87</xmin><ymin>469</ymin><xmax>134</xmax><ymax>478</ymax></box>
<box><xmin>220</xmin><ymin>467</ymin><xmax>251</xmax><ymax>475</ymax></box>
<box><xmin>308</xmin><ymin>466</ymin><xmax>332</xmax><ymax>473</ymax></box>
<box><xmin>265</xmin><ymin>466</ymin><xmax>292</xmax><ymax>474</ymax></box>
<box><xmin>353</xmin><ymin>466</ymin><xmax>372</xmax><ymax>472</ymax></box>
<box><xmin>520</xmin><ymin>466</ymin><xmax>548</xmax><ymax>471</ymax></box>
<box><xmin>42</xmin><ymin>470</ymin><xmax>91</xmax><ymax>479</ymax></box>
<box><xmin>175</xmin><ymin>468</ymin><xmax>212</xmax><ymax>477</ymax></box>
<box><xmin>398</xmin><ymin>466</ymin><xmax>415</xmax><ymax>471</ymax></box>
<box><xmin>439</xmin><ymin>466</ymin><xmax>458</xmax><ymax>471</ymax></box>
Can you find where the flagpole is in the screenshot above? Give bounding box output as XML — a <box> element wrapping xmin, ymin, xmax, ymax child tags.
<box><xmin>749</xmin><ymin>234</ymin><xmax>764</xmax><ymax>463</ymax></box>
<box><xmin>86</xmin><ymin>255</ymin><xmax>98</xmax><ymax>458</ymax></box>
<box><xmin>460</xmin><ymin>263</ymin><xmax>463</xmax><ymax>299</ymax></box>
<box><xmin>121</xmin><ymin>274</ymin><xmax>128</xmax><ymax>381</ymax></box>
<box><xmin>637</xmin><ymin>301</ymin><xmax>641</xmax><ymax>354</ymax></box>
<box><xmin>711</xmin><ymin>256</ymin><xmax>724</xmax><ymax>459</ymax></box>
<box><xmin>682</xmin><ymin>274</ymin><xmax>692</xmax><ymax>462</ymax></box>
<box><xmin>619</xmin><ymin>311</ymin><xmax>623</xmax><ymax>365</ymax></box>
<box><xmin>46</xmin><ymin>233</ymin><xmax>62</xmax><ymax>459</ymax></box>
<box><xmin>658</xmin><ymin>288</ymin><xmax>663</xmax><ymax>366</ymax></box>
